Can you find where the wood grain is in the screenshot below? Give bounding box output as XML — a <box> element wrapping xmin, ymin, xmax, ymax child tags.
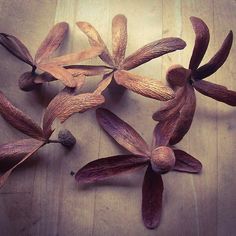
<box><xmin>0</xmin><ymin>0</ymin><xmax>235</xmax><ymax>235</ymax></box>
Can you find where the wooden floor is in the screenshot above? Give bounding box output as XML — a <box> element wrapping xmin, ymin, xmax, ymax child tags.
<box><xmin>0</xmin><ymin>0</ymin><xmax>235</xmax><ymax>235</ymax></box>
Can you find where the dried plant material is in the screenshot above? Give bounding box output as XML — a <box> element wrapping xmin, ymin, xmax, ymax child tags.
<box><xmin>152</xmin><ymin>84</ymin><xmax>196</xmax><ymax>146</ymax></box>
<box><xmin>77</xmin><ymin>21</ymin><xmax>114</xmax><ymax>66</ymax></box>
<box><xmin>96</xmin><ymin>108</ymin><xmax>150</xmax><ymax>156</ymax></box>
<box><xmin>194</xmin><ymin>31</ymin><xmax>233</xmax><ymax>80</ymax></box>
<box><xmin>75</xmin><ymin>155</ymin><xmax>148</xmax><ymax>183</ymax></box>
<box><xmin>0</xmin><ymin>141</ymin><xmax>43</xmax><ymax>188</ymax></box>
<box><xmin>0</xmin><ymin>91</ymin><xmax>44</xmax><ymax>140</ymax></box>
<box><xmin>43</xmin><ymin>89</ymin><xmax>105</xmax><ymax>138</ymax></box>
<box><xmin>154</xmin><ymin>84</ymin><xmax>194</xmax><ymax>145</ymax></box>
<box><xmin>18</xmin><ymin>72</ymin><xmax>40</xmax><ymax>91</ymax></box>
<box><xmin>0</xmin><ymin>90</ymin><xmax>79</xmax><ymax>188</ymax></box>
<box><xmin>0</xmin><ymin>22</ymin><xmax>103</xmax><ymax>90</ymax></box>
<box><xmin>33</xmin><ymin>72</ymin><xmax>56</xmax><ymax>84</ymax></box>
<box><xmin>114</xmin><ymin>70</ymin><xmax>175</xmax><ymax>101</ymax></box>
<box><xmin>166</xmin><ymin>65</ymin><xmax>191</xmax><ymax>87</ymax></box>
<box><xmin>37</xmin><ymin>63</ymin><xmax>77</xmax><ymax>88</ymax></box>
<box><xmin>189</xmin><ymin>16</ymin><xmax>210</xmax><ymax>70</ymax></box>
<box><xmin>142</xmin><ymin>164</ymin><xmax>163</xmax><ymax>229</ymax></box>
<box><xmin>0</xmin><ymin>139</ymin><xmax>43</xmax><ymax>161</ymax></box>
<box><xmin>169</xmin><ymin>85</ymin><xmax>196</xmax><ymax>145</ymax></box>
<box><xmin>112</xmin><ymin>14</ymin><xmax>127</xmax><ymax>65</ymax></box>
<box><xmin>93</xmin><ymin>73</ymin><xmax>113</xmax><ymax>95</ymax></box>
<box><xmin>122</xmin><ymin>38</ymin><xmax>186</xmax><ymax>70</ymax></box>
<box><xmin>34</xmin><ymin>22</ymin><xmax>69</xmax><ymax>64</ymax></box>
<box><xmin>150</xmin><ymin>146</ymin><xmax>175</xmax><ymax>173</ymax></box>
<box><xmin>0</xmin><ymin>33</ymin><xmax>34</xmax><ymax>66</ymax></box>
<box><xmin>65</xmin><ymin>65</ymin><xmax>111</xmax><ymax>77</ymax></box>
<box><xmin>193</xmin><ymin>80</ymin><xmax>236</xmax><ymax>106</ymax></box>
<box><xmin>152</xmin><ymin>112</ymin><xmax>179</xmax><ymax>147</ymax></box>
<box><xmin>43</xmin><ymin>46</ymin><xmax>103</xmax><ymax>65</ymax></box>
<box><xmin>153</xmin><ymin>16</ymin><xmax>235</xmax><ymax>145</ymax></box>
<box><xmin>75</xmin><ymin>108</ymin><xmax>202</xmax><ymax>229</ymax></box>
<box><xmin>76</xmin><ymin>14</ymin><xmax>186</xmax><ymax>99</ymax></box>
<box><xmin>152</xmin><ymin>86</ymin><xmax>186</xmax><ymax>121</ymax></box>
<box><xmin>173</xmin><ymin>149</ymin><xmax>202</xmax><ymax>173</ymax></box>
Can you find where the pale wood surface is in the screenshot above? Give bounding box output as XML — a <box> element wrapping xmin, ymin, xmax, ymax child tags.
<box><xmin>0</xmin><ymin>0</ymin><xmax>235</xmax><ymax>235</ymax></box>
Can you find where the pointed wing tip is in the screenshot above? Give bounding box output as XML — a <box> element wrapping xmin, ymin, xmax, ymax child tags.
<box><xmin>74</xmin><ymin>174</ymin><xmax>90</xmax><ymax>184</ymax></box>
<box><xmin>190</xmin><ymin>16</ymin><xmax>199</xmax><ymax>21</ymax></box>
<box><xmin>74</xmin><ymin>173</ymin><xmax>83</xmax><ymax>183</ymax></box>
<box><xmin>190</xmin><ymin>16</ymin><xmax>209</xmax><ymax>30</ymax></box>
<box><xmin>179</xmin><ymin>39</ymin><xmax>187</xmax><ymax>49</ymax></box>
<box><xmin>57</xmin><ymin>21</ymin><xmax>69</xmax><ymax>27</ymax></box>
<box><xmin>76</xmin><ymin>21</ymin><xmax>89</xmax><ymax>29</ymax></box>
<box><xmin>143</xmin><ymin>220</ymin><xmax>160</xmax><ymax>230</ymax></box>
<box><xmin>228</xmin><ymin>30</ymin><xmax>233</xmax><ymax>40</ymax></box>
<box><xmin>190</xmin><ymin>16</ymin><xmax>203</xmax><ymax>23</ymax></box>
<box><xmin>190</xmin><ymin>161</ymin><xmax>203</xmax><ymax>173</ymax></box>
<box><xmin>165</xmin><ymin>37</ymin><xmax>187</xmax><ymax>49</ymax></box>
<box><xmin>197</xmin><ymin>162</ymin><xmax>203</xmax><ymax>172</ymax></box>
<box><xmin>113</xmin><ymin>14</ymin><xmax>127</xmax><ymax>20</ymax></box>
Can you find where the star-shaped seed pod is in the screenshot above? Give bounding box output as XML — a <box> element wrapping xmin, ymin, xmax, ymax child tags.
<box><xmin>153</xmin><ymin>16</ymin><xmax>236</xmax><ymax>145</ymax></box>
<box><xmin>70</xmin><ymin>14</ymin><xmax>187</xmax><ymax>100</ymax></box>
<box><xmin>75</xmin><ymin>108</ymin><xmax>202</xmax><ymax>230</ymax></box>
<box><xmin>0</xmin><ymin>87</ymin><xmax>104</xmax><ymax>188</ymax></box>
<box><xmin>0</xmin><ymin>22</ymin><xmax>103</xmax><ymax>91</ymax></box>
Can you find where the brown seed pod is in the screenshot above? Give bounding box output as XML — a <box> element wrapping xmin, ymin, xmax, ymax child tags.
<box><xmin>58</xmin><ymin>129</ymin><xmax>76</xmax><ymax>148</ymax></box>
<box><xmin>18</xmin><ymin>72</ymin><xmax>39</xmax><ymax>91</ymax></box>
<box><xmin>166</xmin><ymin>64</ymin><xmax>191</xmax><ymax>87</ymax></box>
<box><xmin>150</xmin><ymin>146</ymin><xmax>175</xmax><ymax>174</ymax></box>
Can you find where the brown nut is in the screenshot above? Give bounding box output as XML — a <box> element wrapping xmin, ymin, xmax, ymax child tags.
<box><xmin>166</xmin><ymin>64</ymin><xmax>191</xmax><ymax>87</ymax></box>
<box><xmin>58</xmin><ymin>129</ymin><xmax>76</xmax><ymax>148</ymax></box>
<box><xmin>18</xmin><ymin>72</ymin><xmax>39</xmax><ymax>91</ymax></box>
<box><xmin>150</xmin><ymin>146</ymin><xmax>175</xmax><ymax>174</ymax></box>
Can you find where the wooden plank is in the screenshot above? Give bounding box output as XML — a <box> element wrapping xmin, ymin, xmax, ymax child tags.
<box><xmin>213</xmin><ymin>1</ymin><xmax>236</xmax><ymax>236</ymax></box>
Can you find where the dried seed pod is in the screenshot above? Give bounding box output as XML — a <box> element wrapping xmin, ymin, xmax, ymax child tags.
<box><xmin>150</xmin><ymin>146</ymin><xmax>175</xmax><ymax>174</ymax></box>
<box><xmin>58</xmin><ymin>129</ymin><xmax>76</xmax><ymax>148</ymax></box>
<box><xmin>75</xmin><ymin>108</ymin><xmax>202</xmax><ymax>230</ymax></box>
<box><xmin>77</xmin><ymin>15</ymin><xmax>186</xmax><ymax>100</ymax></box>
<box><xmin>166</xmin><ymin>64</ymin><xmax>191</xmax><ymax>87</ymax></box>
<box><xmin>18</xmin><ymin>72</ymin><xmax>40</xmax><ymax>91</ymax></box>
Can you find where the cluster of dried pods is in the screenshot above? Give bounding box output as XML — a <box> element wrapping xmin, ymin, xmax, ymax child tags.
<box><xmin>0</xmin><ymin>14</ymin><xmax>235</xmax><ymax>230</ymax></box>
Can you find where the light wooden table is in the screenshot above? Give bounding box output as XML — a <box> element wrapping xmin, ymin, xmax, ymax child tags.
<box><xmin>0</xmin><ymin>1</ymin><xmax>235</xmax><ymax>235</ymax></box>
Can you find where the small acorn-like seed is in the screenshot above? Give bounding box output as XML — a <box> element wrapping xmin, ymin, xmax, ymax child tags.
<box><xmin>58</xmin><ymin>129</ymin><xmax>76</xmax><ymax>148</ymax></box>
<box><xmin>150</xmin><ymin>146</ymin><xmax>175</xmax><ymax>174</ymax></box>
<box><xmin>166</xmin><ymin>64</ymin><xmax>191</xmax><ymax>87</ymax></box>
<box><xmin>18</xmin><ymin>72</ymin><xmax>39</xmax><ymax>91</ymax></box>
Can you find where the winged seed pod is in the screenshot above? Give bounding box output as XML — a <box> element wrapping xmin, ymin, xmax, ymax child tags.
<box><xmin>0</xmin><ymin>87</ymin><xmax>104</xmax><ymax>188</ymax></box>
<box><xmin>66</xmin><ymin>14</ymin><xmax>187</xmax><ymax>100</ymax></box>
<box><xmin>75</xmin><ymin>108</ymin><xmax>202</xmax><ymax>230</ymax></box>
<box><xmin>0</xmin><ymin>22</ymin><xmax>103</xmax><ymax>90</ymax></box>
<box><xmin>153</xmin><ymin>16</ymin><xmax>236</xmax><ymax>145</ymax></box>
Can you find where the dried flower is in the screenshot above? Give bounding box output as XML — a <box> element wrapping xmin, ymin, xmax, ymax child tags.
<box><xmin>0</xmin><ymin>87</ymin><xmax>104</xmax><ymax>188</ymax></box>
<box><xmin>153</xmin><ymin>16</ymin><xmax>235</xmax><ymax>145</ymax></box>
<box><xmin>69</xmin><ymin>14</ymin><xmax>187</xmax><ymax>100</ymax></box>
<box><xmin>0</xmin><ymin>22</ymin><xmax>103</xmax><ymax>90</ymax></box>
<box><xmin>75</xmin><ymin>108</ymin><xmax>202</xmax><ymax>229</ymax></box>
